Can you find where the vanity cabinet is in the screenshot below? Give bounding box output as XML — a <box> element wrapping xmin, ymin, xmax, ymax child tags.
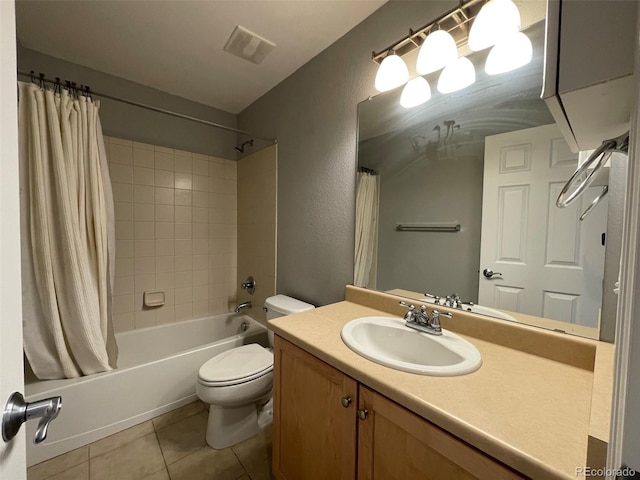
<box><xmin>273</xmin><ymin>336</ymin><xmax>526</xmax><ymax>480</ymax></box>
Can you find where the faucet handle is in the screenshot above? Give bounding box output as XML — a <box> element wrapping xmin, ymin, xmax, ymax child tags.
<box><xmin>398</xmin><ymin>301</ymin><xmax>415</xmax><ymax>311</ymax></box>
<box><xmin>430</xmin><ymin>310</ymin><xmax>452</xmax><ymax>330</ymax></box>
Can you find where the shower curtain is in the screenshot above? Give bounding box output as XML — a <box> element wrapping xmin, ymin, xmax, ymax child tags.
<box><xmin>354</xmin><ymin>171</ymin><xmax>380</xmax><ymax>288</ymax></box>
<box><xmin>18</xmin><ymin>81</ymin><xmax>118</xmax><ymax>379</ymax></box>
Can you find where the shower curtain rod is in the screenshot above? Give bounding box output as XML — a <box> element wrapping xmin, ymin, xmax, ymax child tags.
<box><xmin>17</xmin><ymin>70</ymin><xmax>277</xmax><ymax>144</ymax></box>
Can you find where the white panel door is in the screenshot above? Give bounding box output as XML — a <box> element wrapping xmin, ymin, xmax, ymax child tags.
<box><xmin>0</xmin><ymin>1</ymin><xmax>27</xmax><ymax>478</ymax></box>
<box><xmin>479</xmin><ymin>124</ymin><xmax>607</xmax><ymax>327</ymax></box>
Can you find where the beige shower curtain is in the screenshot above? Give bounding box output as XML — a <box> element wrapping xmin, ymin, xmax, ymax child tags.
<box><xmin>19</xmin><ymin>81</ymin><xmax>118</xmax><ymax>379</ymax></box>
<box><xmin>354</xmin><ymin>171</ymin><xmax>380</xmax><ymax>288</ymax></box>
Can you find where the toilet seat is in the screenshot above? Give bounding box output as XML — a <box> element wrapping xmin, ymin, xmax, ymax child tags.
<box><xmin>198</xmin><ymin>344</ymin><xmax>273</xmax><ymax>387</ymax></box>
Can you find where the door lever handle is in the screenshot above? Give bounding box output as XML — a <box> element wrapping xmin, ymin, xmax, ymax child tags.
<box><xmin>2</xmin><ymin>392</ymin><xmax>62</xmax><ymax>444</ymax></box>
<box><xmin>482</xmin><ymin>268</ymin><xmax>503</xmax><ymax>279</ymax></box>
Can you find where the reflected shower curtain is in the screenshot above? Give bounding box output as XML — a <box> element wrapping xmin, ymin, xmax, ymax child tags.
<box><xmin>354</xmin><ymin>171</ymin><xmax>380</xmax><ymax>288</ymax></box>
<box><xmin>18</xmin><ymin>81</ymin><xmax>118</xmax><ymax>379</ymax></box>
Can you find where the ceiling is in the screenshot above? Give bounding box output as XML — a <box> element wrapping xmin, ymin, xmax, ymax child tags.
<box><xmin>16</xmin><ymin>1</ymin><xmax>386</xmax><ymax>114</ymax></box>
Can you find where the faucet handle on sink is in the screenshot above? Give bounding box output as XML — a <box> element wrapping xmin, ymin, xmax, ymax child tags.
<box><xmin>430</xmin><ymin>310</ymin><xmax>452</xmax><ymax>330</ymax></box>
<box><xmin>399</xmin><ymin>301</ymin><xmax>416</xmax><ymax>322</ymax></box>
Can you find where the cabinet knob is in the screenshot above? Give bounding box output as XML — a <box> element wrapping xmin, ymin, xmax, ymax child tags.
<box><xmin>357</xmin><ymin>409</ymin><xmax>368</xmax><ymax>420</ymax></box>
<box><xmin>340</xmin><ymin>396</ymin><xmax>352</xmax><ymax>408</ymax></box>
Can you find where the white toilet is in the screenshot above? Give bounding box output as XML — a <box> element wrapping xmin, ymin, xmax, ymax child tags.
<box><xmin>196</xmin><ymin>294</ymin><xmax>315</xmax><ymax>449</ymax></box>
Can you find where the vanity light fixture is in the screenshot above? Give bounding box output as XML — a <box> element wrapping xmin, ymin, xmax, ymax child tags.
<box><xmin>468</xmin><ymin>0</ymin><xmax>521</xmax><ymax>52</ymax></box>
<box><xmin>400</xmin><ymin>77</ymin><xmax>432</xmax><ymax>108</ymax></box>
<box><xmin>437</xmin><ymin>57</ymin><xmax>476</xmax><ymax>93</ymax></box>
<box><xmin>416</xmin><ymin>29</ymin><xmax>458</xmax><ymax>75</ymax></box>
<box><xmin>374</xmin><ymin>52</ymin><xmax>409</xmax><ymax>92</ymax></box>
<box><xmin>485</xmin><ymin>31</ymin><xmax>533</xmax><ymax>75</ymax></box>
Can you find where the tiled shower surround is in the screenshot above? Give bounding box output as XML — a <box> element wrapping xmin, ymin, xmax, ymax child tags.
<box><xmin>105</xmin><ymin>137</ymin><xmax>238</xmax><ymax>332</ymax></box>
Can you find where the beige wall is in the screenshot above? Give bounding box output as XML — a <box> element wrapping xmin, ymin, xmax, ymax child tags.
<box><xmin>237</xmin><ymin>145</ymin><xmax>277</xmax><ymax>324</ymax></box>
<box><xmin>106</xmin><ymin>136</ymin><xmax>238</xmax><ymax>331</ymax></box>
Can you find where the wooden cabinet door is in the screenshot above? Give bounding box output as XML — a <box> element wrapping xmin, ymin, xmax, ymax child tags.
<box><xmin>357</xmin><ymin>386</ymin><xmax>525</xmax><ymax>480</ymax></box>
<box><xmin>273</xmin><ymin>336</ymin><xmax>358</xmax><ymax>480</ymax></box>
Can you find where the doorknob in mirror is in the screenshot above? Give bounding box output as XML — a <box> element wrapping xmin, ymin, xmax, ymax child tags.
<box><xmin>2</xmin><ymin>392</ymin><xmax>62</xmax><ymax>444</ymax></box>
<box><xmin>482</xmin><ymin>268</ymin><xmax>502</xmax><ymax>279</ymax></box>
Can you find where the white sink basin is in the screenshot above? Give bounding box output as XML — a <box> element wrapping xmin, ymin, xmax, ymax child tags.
<box><xmin>341</xmin><ymin>316</ymin><xmax>482</xmax><ymax>376</ymax></box>
<box><xmin>468</xmin><ymin>304</ymin><xmax>517</xmax><ymax>322</ymax></box>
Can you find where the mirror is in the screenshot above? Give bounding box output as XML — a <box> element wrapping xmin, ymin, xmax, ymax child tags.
<box><xmin>355</xmin><ymin>20</ymin><xmax>624</xmax><ymax>340</ymax></box>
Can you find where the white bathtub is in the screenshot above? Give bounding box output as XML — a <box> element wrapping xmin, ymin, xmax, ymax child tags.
<box><xmin>24</xmin><ymin>314</ymin><xmax>268</xmax><ymax>466</ymax></box>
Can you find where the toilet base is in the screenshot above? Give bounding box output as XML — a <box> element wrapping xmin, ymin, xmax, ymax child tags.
<box><xmin>205</xmin><ymin>398</ymin><xmax>273</xmax><ymax>449</ymax></box>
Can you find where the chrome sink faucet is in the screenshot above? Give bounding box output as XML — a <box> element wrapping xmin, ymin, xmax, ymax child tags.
<box><xmin>399</xmin><ymin>301</ymin><xmax>452</xmax><ymax>336</ymax></box>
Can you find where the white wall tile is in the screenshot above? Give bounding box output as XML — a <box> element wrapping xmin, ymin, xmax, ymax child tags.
<box><xmin>135</xmin><ymin>274</ymin><xmax>156</xmax><ymax>293</ymax></box>
<box><xmin>193</xmin><ymin>207</ymin><xmax>208</xmax><ymax>224</ymax></box>
<box><xmin>114</xmin><ymin>202</ymin><xmax>133</xmax><ymax>222</ymax></box>
<box><xmin>155</xmin><ymin>222</ymin><xmax>174</xmax><ymax>239</ymax></box>
<box><xmin>134</xmin><ymin>185</ymin><xmax>155</xmax><ymax>204</ymax></box>
<box><xmin>175</xmin><ymin>172</ymin><xmax>192</xmax><ymax>190</ymax></box>
<box><xmin>155</xmin><ymin>239</ymin><xmax>174</xmax><ymax>256</ymax></box>
<box><xmin>109</xmin><ymin>143</ymin><xmax>133</xmax><ymax>165</ymax></box>
<box><xmin>135</xmin><ymin>239</ymin><xmax>155</xmax><ymax>257</ymax></box>
<box><xmin>155</xmin><ymin>256</ymin><xmax>174</xmax><ymax>273</ymax></box>
<box><xmin>114</xmin><ymin>276</ymin><xmax>134</xmax><ymax>296</ymax></box>
<box><xmin>155</xmin><ymin>170</ymin><xmax>174</xmax><ymax>188</ymax></box>
<box><xmin>133</xmin><ymin>141</ymin><xmax>154</xmax><ymax>151</ymax></box>
<box><xmin>156</xmin><ymin>272</ymin><xmax>175</xmax><ymax>290</ymax></box>
<box><xmin>112</xmin><ymin>183</ymin><xmax>134</xmax><ymax>202</ymax></box>
<box><xmin>193</xmin><ymin>301</ymin><xmax>209</xmax><ymax>318</ymax></box>
<box><xmin>113</xmin><ymin>313</ymin><xmax>135</xmax><ymax>332</ymax></box>
<box><xmin>174</xmin><ymin>240</ymin><xmax>192</xmax><ymax>256</ymax></box>
<box><xmin>155</xmin><ymin>151</ymin><xmax>174</xmax><ymax>171</ymax></box>
<box><xmin>156</xmin><ymin>306</ymin><xmax>175</xmax><ymax>325</ymax></box>
<box><xmin>175</xmin><ymin>206</ymin><xmax>192</xmax><ymax>223</ymax></box>
<box><xmin>193</xmin><ymin>158</ymin><xmax>209</xmax><ymax>176</ymax></box>
<box><xmin>193</xmin><ymin>175</ymin><xmax>208</xmax><ymax>192</ymax></box>
<box><xmin>134</xmin><ymin>222</ymin><xmax>155</xmax><ymax>240</ymax></box>
<box><xmin>115</xmin><ymin>221</ymin><xmax>134</xmax><ymax>240</ymax></box>
<box><xmin>135</xmin><ymin>310</ymin><xmax>156</xmax><ymax>329</ymax></box>
<box><xmin>175</xmin><ymin>303</ymin><xmax>193</xmax><ymax>322</ymax></box>
<box><xmin>135</xmin><ymin>257</ymin><xmax>155</xmax><ymax>275</ymax></box>
<box><xmin>175</xmin><ymin>190</ymin><xmax>192</xmax><ymax>206</ymax></box>
<box><xmin>175</xmin><ymin>287</ymin><xmax>193</xmax><ymax>305</ymax></box>
<box><xmin>155</xmin><ymin>205</ymin><xmax>174</xmax><ymax>222</ymax></box>
<box><xmin>193</xmin><ymin>270</ymin><xmax>208</xmax><ymax>287</ymax></box>
<box><xmin>113</xmin><ymin>294</ymin><xmax>134</xmax><ymax>314</ymax></box>
<box><xmin>175</xmin><ymin>222</ymin><xmax>192</xmax><ymax>239</ymax></box>
<box><xmin>174</xmin><ymin>156</ymin><xmax>192</xmax><ymax>173</ymax></box>
<box><xmin>133</xmin><ymin>166</ymin><xmax>155</xmax><ymax>186</ymax></box>
<box><xmin>116</xmin><ymin>239</ymin><xmax>134</xmax><ymax>258</ymax></box>
<box><xmin>133</xmin><ymin>148</ymin><xmax>155</xmax><ymax>168</ymax></box>
<box><xmin>193</xmin><ymin>285</ymin><xmax>208</xmax><ymax>302</ymax></box>
<box><xmin>110</xmin><ymin>164</ymin><xmax>133</xmax><ymax>184</ymax></box>
<box><xmin>175</xmin><ymin>255</ymin><xmax>193</xmax><ymax>272</ymax></box>
<box><xmin>175</xmin><ymin>271</ymin><xmax>192</xmax><ymax>289</ymax></box>
<box><xmin>115</xmin><ymin>258</ymin><xmax>134</xmax><ymax>277</ymax></box>
<box><xmin>193</xmin><ymin>191</ymin><xmax>208</xmax><ymax>208</ymax></box>
<box><xmin>134</xmin><ymin>204</ymin><xmax>155</xmax><ymax>222</ymax></box>
<box><xmin>155</xmin><ymin>187</ymin><xmax>174</xmax><ymax>205</ymax></box>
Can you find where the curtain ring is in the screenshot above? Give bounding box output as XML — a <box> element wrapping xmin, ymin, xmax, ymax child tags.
<box><xmin>54</xmin><ymin>78</ymin><xmax>61</xmax><ymax>95</ymax></box>
<box><xmin>38</xmin><ymin>73</ymin><xmax>45</xmax><ymax>89</ymax></box>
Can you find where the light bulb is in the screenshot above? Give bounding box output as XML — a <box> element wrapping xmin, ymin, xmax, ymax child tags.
<box><xmin>485</xmin><ymin>31</ymin><xmax>533</xmax><ymax>75</ymax></box>
<box><xmin>374</xmin><ymin>54</ymin><xmax>409</xmax><ymax>92</ymax></box>
<box><xmin>400</xmin><ymin>77</ymin><xmax>432</xmax><ymax>108</ymax></box>
<box><xmin>416</xmin><ymin>30</ymin><xmax>458</xmax><ymax>75</ymax></box>
<box><xmin>468</xmin><ymin>0</ymin><xmax>521</xmax><ymax>52</ymax></box>
<box><xmin>437</xmin><ymin>57</ymin><xmax>476</xmax><ymax>94</ymax></box>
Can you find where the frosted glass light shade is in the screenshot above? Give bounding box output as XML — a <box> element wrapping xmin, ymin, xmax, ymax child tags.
<box><xmin>485</xmin><ymin>31</ymin><xmax>533</xmax><ymax>75</ymax></box>
<box><xmin>374</xmin><ymin>54</ymin><xmax>409</xmax><ymax>92</ymax></box>
<box><xmin>416</xmin><ymin>30</ymin><xmax>458</xmax><ymax>75</ymax></box>
<box><xmin>437</xmin><ymin>57</ymin><xmax>476</xmax><ymax>94</ymax></box>
<box><xmin>468</xmin><ymin>0</ymin><xmax>521</xmax><ymax>52</ymax></box>
<box><xmin>400</xmin><ymin>77</ymin><xmax>432</xmax><ymax>108</ymax></box>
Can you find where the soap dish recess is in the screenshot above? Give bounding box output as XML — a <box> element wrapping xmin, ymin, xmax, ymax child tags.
<box><xmin>144</xmin><ymin>291</ymin><xmax>165</xmax><ymax>307</ymax></box>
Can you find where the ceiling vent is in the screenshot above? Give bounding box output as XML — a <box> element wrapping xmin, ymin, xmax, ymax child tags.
<box><xmin>223</xmin><ymin>25</ymin><xmax>276</xmax><ymax>64</ymax></box>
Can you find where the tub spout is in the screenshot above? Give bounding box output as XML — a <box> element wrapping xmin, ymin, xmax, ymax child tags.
<box><xmin>235</xmin><ymin>301</ymin><xmax>252</xmax><ymax>313</ymax></box>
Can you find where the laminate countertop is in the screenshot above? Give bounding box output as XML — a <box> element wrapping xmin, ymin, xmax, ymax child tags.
<box><xmin>267</xmin><ymin>286</ymin><xmax>614</xmax><ymax>480</ymax></box>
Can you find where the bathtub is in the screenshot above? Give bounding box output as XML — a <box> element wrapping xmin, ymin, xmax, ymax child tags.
<box><xmin>24</xmin><ymin>314</ymin><xmax>268</xmax><ymax>466</ymax></box>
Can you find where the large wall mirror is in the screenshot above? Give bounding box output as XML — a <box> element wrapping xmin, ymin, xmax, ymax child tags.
<box><xmin>355</xmin><ymin>18</ymin><xmax>625</xmax><ymax>340</ymax></box>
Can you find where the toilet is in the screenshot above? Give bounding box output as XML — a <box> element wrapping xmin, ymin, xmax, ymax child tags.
<box><xmin>196</xmin><ymin>294</ymin><xmax>315</xmax><ymax>449</ymax></box>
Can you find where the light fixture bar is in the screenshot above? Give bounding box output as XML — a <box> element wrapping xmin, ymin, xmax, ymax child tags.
<box><xmin>371</xmin><ymin>0</ymin><xmax>487</xmax><ymax>64</ymax></box>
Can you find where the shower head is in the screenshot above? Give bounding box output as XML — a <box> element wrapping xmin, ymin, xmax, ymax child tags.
<box><xmin>235</xmin><ymin>139</ymin><xmax>254</xmax><ymax>153</ymax></box>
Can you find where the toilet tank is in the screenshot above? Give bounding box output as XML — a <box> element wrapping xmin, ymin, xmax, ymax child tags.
<box><xmin>264</xmin><ymin>295</ymin><xmax>315</xmax><ymax>346</ymax></box>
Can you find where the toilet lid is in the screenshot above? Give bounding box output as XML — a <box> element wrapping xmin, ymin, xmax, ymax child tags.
<box><xmin>198</xmin><ymin>344</ymin><xmax>273</xmax><ymax>385</ymax></box>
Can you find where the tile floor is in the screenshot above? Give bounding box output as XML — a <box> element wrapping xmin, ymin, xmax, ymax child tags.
<box><xmin>27</xmin><ymin>402</ymin><xmax>274</xmax><ymax>480</ymax></box>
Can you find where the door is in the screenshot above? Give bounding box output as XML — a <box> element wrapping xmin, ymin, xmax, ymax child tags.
<box><xmin>357</xmin><ymin>386</ymin><xmax>524</xmax><ymax>480</ymax></box>
<box><xmin>479</xmin><ymin>124</ymin><xmax>607</xmax><ymax>327</ymax></box>
<box><xmin>0</xmin><ymin>1</ymin><xmax>27</xmax><ymax>478</ymax></box>
<box><xmin>272</xmin><ymin>336</ymin><xmax>357</xmax><ymax>480</ymax></box>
